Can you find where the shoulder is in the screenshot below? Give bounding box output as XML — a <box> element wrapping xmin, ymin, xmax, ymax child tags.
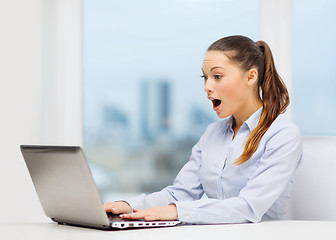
<box><xmin>263</xmin><ymin>114</ymin><xmax>302</xmax><ymax>150</ymax></box>
<box><xmin>254</xmin><ymin>115</ymin><xmax>304</xmax><ymax>172</ymax></box>
<box><xmin>269</xmin><ymin>114</ymin><xmax>301</xmax><ymax>136</ymax></box>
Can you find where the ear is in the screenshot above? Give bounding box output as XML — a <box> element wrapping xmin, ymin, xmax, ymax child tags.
<box><xmin>246</xmin><ymin>68</ymin><xmax>258</xmax><ymax>86</ymax></box>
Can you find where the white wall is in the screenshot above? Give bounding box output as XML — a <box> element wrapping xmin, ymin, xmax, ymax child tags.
<box><xmin>40</xmin><ymin>0</ymin><xmax>83</xmax><ymax>146</ymax></box>
<box><xmin>0</xmin><ymin>0</ymin><xmax>82</xmax><ymax>222</ymax></box>
<box><xmin>259</xmin><ymin>0</ymin><xmax>293</xmax><ymax>119</ymax></box>
<box><xmin>0</xmin><ymin>0</ymin><xmax>45</xmax><ymax>222</ymax></box>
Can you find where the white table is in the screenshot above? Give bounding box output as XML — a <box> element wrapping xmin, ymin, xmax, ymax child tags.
<box><xmin>1</xmin><ymin>220</ymin><xmax>335</xmax><ymax>240</ymax></box>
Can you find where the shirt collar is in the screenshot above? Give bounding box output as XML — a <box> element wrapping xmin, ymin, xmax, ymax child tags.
<box><xmin>244</xmin><ymin>107</ymin><xmax>263</xmax><ymax>131</ymax></box>
<box><xmin>224</xmin><ymin>107</ymin><xmax>263</xmax><ymax>132</ymax></box>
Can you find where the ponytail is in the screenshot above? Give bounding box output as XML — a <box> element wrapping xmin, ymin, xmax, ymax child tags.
<box><xmin>234</xmin><ymin>40</ymin><xmax>289</xmax><ymax>165</ymax></box>
<box><xmin>207</xmin><ymin>36</ymin><xmax>289</xmax><ymax>165</ymax></box>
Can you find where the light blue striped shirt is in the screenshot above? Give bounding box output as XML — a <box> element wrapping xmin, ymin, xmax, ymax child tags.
<box><xmin>124</xmin><ymin>107</ymin><xmax>303</xmax><ymax>224</ymax></box>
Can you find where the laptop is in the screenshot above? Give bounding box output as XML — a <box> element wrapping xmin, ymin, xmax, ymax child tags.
<box><xmin>20</xmin><ymin>145</ymin><xmax>182</xmax><ymax>230</ymax></box>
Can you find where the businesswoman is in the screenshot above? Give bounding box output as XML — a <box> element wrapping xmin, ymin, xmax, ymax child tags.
<box><xmin>103</xmin><ymin>35</ymin><xmax>303</xmax><ymax>224</ymax></box>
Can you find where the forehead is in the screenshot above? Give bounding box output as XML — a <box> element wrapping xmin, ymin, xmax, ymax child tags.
<box><xmin>202</xmin><ymin>51</ymin><xmax>235</xmax><ymax>69</ymax></box>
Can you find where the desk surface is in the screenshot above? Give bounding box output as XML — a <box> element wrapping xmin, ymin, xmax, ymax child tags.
<box><xmin>1</xmin><ymin>220</ymin><xmax>336</xmax><ymax>240</ymax></box>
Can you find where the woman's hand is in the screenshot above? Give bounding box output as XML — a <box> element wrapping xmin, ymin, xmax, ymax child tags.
<box><xmin>103</xmin><ymin>201</ymin><xmax>132</xmax><ymax>214</ymax></box>
<box><xmin>120</xmin><ymin>205</ymin><xmax>178</xmax><ymax>221</ymax></box>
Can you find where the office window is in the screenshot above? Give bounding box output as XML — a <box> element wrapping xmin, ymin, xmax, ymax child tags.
<box><xmin>83</xmin><ymin>0</ymin><xmax>260</xmax><ymax>200</ymax></box>
<box><xmin>292</xmin><ymin>0</ymin><xmax>336</xmax><ymax>136</ymax></box>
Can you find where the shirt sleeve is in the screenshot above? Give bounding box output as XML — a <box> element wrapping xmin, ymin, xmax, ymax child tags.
<box><xmin>173</xmin><ymin>125</ymin><xmax>303</xmax><ymax>224</ymax></box>
<box><xmin>123</xmin><ymin>129</ymin><xmax>206</xmax><ymax>210</ymax></box>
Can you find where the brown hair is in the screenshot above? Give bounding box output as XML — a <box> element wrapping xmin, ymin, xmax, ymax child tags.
<box><xmin>207</xmin><ymin>35</ymin><xmax>289</xmax><ymax>165</ymax></box>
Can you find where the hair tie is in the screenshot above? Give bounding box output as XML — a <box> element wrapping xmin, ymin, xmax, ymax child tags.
<box><xmin>255</xmin><ymin>41</ymin><xmax>265</xmax><ymax>54</ymax></box>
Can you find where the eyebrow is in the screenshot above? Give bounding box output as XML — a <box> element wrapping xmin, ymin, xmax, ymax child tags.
<box><xmin>201</xmin><ymin>66</ymin><xmax>225</xmax><ymax>72</ymax></box>
<box><xmin>210</xmin><ymin>66</ymin><xmax>225</xmax><ymax>71</ymax></box>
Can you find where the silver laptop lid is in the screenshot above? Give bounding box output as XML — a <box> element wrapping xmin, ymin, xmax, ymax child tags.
<box><xmin>20</xmin><ymin>145</ymin><xmax>110</xmax><ymax>229</ymax></box>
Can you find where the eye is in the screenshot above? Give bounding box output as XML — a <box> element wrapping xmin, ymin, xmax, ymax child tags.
<box><xmin>214</xmin><ymin>74</ymin><xmax>222</xmax><ymax>80</ymax></box>
<box><xmin>200</xmin><ymin>75</ymin><xmax>208</xmax><ymax>80</ymax></box>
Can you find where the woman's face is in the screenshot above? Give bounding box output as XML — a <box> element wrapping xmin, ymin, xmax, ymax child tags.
<box><xmin>201</xmin><ymin>50</ymin><xmax>251</xmax><ymax>119</ymax></box>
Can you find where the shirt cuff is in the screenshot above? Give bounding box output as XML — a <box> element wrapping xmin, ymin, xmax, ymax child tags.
<box><xmin>171</xmin><ymin>201</ymin><xmax>197</xmax><ymax>223</ymax></box>
<box><xmin>119</xmin><ymin>193</ymin><xmax>146</xmax><ymax>211</ymax></box>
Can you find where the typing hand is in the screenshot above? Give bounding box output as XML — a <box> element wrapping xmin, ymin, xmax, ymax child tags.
<box><xmin>103</xmin><ymin>201</ymin><xmax>132</xmax><ymax>214</ymax></box>
<box><xmin>120</xmin><ymin>205</ymin><xmax>178</xmax><ymax>221</ymax></box>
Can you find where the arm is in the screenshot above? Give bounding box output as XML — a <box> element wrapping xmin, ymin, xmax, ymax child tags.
<box><xmin>105</xmin><ymin>125</ymin><xmax>209</xmax><ymax>214</ymax></box>
<box><xmin>124</xmin><ymin>133</ymin><xmax>205</xmax><ymax>210</ymax></box>
<box><xmin>173</xmin><ymin>125</ymin><xmax>303</xmax><ymax>224</ymax></box>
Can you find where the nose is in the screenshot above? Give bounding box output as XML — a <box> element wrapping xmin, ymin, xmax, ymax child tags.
<box><xmin>204</xmin><ymin>79</ymin><xmax>214</xmax><ymax>94</ymax></box>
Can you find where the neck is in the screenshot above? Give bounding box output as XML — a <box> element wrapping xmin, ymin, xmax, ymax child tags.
<box><xmin>233</xmin><ymin>100</ymin><xmax>263</xmax><ymax>129</ymax></box>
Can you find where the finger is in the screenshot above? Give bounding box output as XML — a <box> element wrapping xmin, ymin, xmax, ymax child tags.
<box><xmin>106</xmin><ymin>207</ymin><xmax>119</xmax><ymax>214</ymax></box>
<box><xmin>144</xmin><ymin>215</ymin><xmax>159</xmax><ymax>221</ymax></box>
<box><xmin>120</xmin><ymin>213</ymin><xmax>138</xmax><ymax>220</ymax></box>
<box><xmin>110</xmin><ymin>207</ymin><xmax>119</xmax><ymax>214</ymax></box>
<box><xmin>104</xmin><ymin>206</ymin><xmax>121</xmax><ymax>214</ymax></box>
<box><xmin>104</xmin><ymin>202</ymin><xmax>131</xmax><ymax>214</ymax></box>
<box><xmin>119</xmin><ymin>213</ymin><xmax>132</xmax><ymax>219</ymax></box>
<box><xmin>121</xmin><ymin>211</ymin><xmax>147</xmax><ymax>220</ymax></box>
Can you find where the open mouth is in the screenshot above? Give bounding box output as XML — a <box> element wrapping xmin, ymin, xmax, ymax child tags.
<box><xmin>212</xmin><ymin>99</ymin><xmax>222</xmax><ymax>108</ymax></box>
